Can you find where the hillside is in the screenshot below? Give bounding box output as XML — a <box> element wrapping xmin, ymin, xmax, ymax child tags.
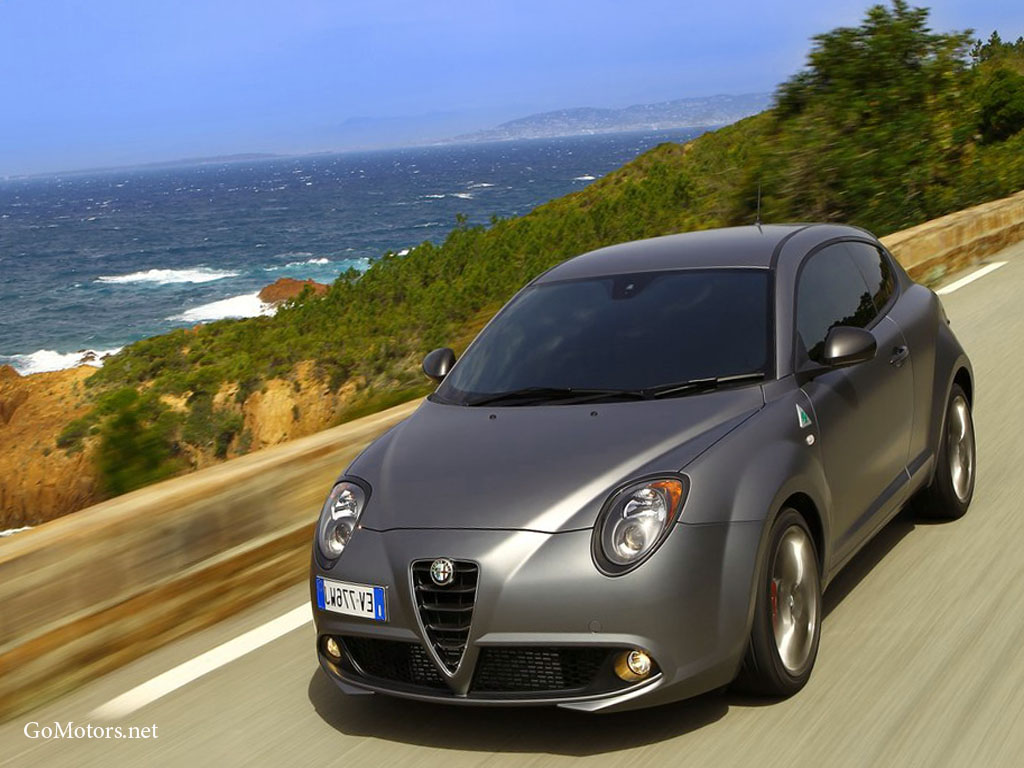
<box><xmin>4</xmin><ymin>2</ymin><xmax>1024</xmax><ymax>526</ymax></box>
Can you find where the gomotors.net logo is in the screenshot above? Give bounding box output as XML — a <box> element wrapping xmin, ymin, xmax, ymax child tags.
<box><xmin>23</xmin><ymin>721</ymin><xmax>158</xmax><ymax>740</ymax></box>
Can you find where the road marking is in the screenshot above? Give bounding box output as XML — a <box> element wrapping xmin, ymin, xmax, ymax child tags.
<box><xmin>91</xmin><ymin>604</ymin><xmax>311</xmax><ymax>719</ymax></box>
<box><xmin>936</xmin><ymin>261</ymin><xmax>1007</xmax><ymax>295</ymax></box>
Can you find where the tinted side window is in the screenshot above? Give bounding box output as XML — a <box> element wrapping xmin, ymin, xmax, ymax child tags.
<box><xmin>796</xmin><ymin>245</ymin><xmax>876</xmax><ymax>363</ymax></box>
<box><xmin>845</xmin><ymin>241</ymin><xmax>896</xmax><ymax>312</ymax></box>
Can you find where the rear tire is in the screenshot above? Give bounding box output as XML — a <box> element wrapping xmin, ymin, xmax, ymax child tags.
<box><xmin>914</xmin><ymin>383</ymin><xmax>975</xmax><ymax>520</ymax></box>
<box><xmin>734</xmin><ymin>509</ymin><xmax>821</xmax><ymax>697</ymax></box>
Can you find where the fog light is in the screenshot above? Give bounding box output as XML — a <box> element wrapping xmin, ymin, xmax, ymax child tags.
<box><xmin>615</xmin><ymin>649</ymin><xmax>653</xmax><ymax>682</ymax></box>
<box><xmin>323</xmin><ymin>636</ymin><xmax>342</xmax><ymax>661</ymax></box>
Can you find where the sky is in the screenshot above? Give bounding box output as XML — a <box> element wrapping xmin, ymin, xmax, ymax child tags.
<box><xmin>1</xmin><ymin>0</ymin><xmax>1021</xmax><ymax>176</ymax></box>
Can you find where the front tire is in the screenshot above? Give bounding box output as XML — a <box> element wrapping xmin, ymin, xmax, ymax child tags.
<box><xmin>914</xmin><ymin>383</ymin><xmax>975</xmax><ymax>520</ymax></box>
<box><xmin>734</xmin><ymin>509</ymin><xmax>822</xmax><ymax>697</ymax></box>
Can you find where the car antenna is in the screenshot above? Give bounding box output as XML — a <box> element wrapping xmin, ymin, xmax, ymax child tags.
<box><xmin>755</xmin><ymin>182</ymin><xmax>763</xmax><ymax>231</ymax></box>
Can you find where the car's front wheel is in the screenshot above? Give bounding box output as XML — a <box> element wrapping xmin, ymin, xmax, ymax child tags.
<box><xmin>914</xmin><ymin>383</ymin><xmax>975</xmax><ymax>519</ymax></box>
<box><xmin>734</xmin><ymin>509</ymin><xmax>822</xmax><ymax>697</ymax></box>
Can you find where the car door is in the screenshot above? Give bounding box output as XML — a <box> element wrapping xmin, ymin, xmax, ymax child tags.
<box><xmin>795</xmin><ymin>242</ymin><xmax>914</xmax><ymax>561</ymax></box>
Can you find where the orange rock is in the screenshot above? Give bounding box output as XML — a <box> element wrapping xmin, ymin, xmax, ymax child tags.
<box><xmin>257</xmin><ymin>277</ymin><xmax>328</xmax><ymax>305</ymax></box>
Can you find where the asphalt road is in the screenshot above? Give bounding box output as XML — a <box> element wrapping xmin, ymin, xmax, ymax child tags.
<box><xmin>3</xmin><ymin>243</ymin><xmax>1023</xmax><ymax>768</ymax></box>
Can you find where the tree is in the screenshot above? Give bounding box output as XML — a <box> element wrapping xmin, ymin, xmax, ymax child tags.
<box><xmin>976</xmin><ymin>68</ymin><xmax>1024</xmax><ymax>142</ymax></box>
<box><xmin>752</xmin><ymin>1</ymin><xmax>975</xmax><ymax>231</ymax></box>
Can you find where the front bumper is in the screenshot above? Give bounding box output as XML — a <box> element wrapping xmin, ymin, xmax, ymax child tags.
<box><xmin>311</xmin><ymin>521</ymin><xmax>762</xmax><ymax>712</ymax></box>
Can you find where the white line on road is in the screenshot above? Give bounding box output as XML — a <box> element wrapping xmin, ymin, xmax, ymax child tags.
<box><xmin>936</xmin><ymin>261</ymin><xmax>1007</xmax><ymax>295</ymax></box>
<box><xmin>91</xmin><ymin>604</ymin><xmax>312</xmax><ymax>720</ymax></box>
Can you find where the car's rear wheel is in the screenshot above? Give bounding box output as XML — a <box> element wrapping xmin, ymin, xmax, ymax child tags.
<box><xmin>734</xmin><ymin>509</ymin><xmax>821</xmax><ymax>697</ymax></box>
<box><xmin>914</xmin><ymin>383</ymin><xmax>975</xmax><ymax>520</ymax></box>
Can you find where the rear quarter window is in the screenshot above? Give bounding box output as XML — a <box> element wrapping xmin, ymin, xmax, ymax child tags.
<box><xmin>796</xmin><ymin>244</ymin><xmax>876</xmax><ymax>363</ymax></box>
<box><xmin>844</xmin><ymin>241</ymin><xmax>896</xmax><ymax>312</ymax></box>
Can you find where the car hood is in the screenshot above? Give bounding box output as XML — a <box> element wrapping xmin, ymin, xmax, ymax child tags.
<box><xmin>349</xmin><ymin>389</ymin><xmax>763</xmax><ymax>533</ymax></box>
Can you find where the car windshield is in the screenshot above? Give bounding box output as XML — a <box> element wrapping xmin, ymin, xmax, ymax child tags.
<box><xmin>436</xmin><ymin>269</ymin><xmax>772</xmax><ymax>406</ymax></box>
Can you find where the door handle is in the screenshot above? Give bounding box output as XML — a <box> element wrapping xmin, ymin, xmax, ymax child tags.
<box><xmin>889</xmin><ymin>345</ymin><xmax>909</xmax><ymax>367</ymax></box>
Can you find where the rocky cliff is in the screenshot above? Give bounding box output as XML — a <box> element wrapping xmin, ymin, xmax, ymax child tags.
<box><xmin>0</xmin><ymin>365</ymin><xmax>98</xmax><ymax>528</ymax></box>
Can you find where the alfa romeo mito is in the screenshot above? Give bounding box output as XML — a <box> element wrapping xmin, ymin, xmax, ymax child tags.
<box><xmin>310</xmin><ymin>224</ymin><xmax>975</xmax><ymax>712</ymax></box>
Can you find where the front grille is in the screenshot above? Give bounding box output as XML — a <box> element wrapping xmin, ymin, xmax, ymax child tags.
<box><xmin>337</xmin><ymin>638</ymin><xmax>626</xmax><ymax>697</ymax></box>
<box><xmin>412</xmin><ymin>559</ymin><xmax>478</xmax><ymax>672</ymax></box>
<box><xmin>341</xmin><ymin>636</ymin><xmax>446</xmax><ymax>689</ymax></box>
<box><xmin>472</xmin><ymin>647</ymin><xmax>611</xmax><ymax>693</ymax></box>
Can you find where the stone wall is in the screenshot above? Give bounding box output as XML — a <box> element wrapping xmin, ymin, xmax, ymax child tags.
<box><xmin>881</xmin><ymin>190</ymin><xmax>1024</xmax><ymax>283</ymax></box>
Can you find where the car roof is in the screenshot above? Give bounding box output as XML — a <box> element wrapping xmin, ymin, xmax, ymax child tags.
<box><xmin>533</xmin><ymin>223</ymin><xmax>874</xmax><ymax>283</ymax></box>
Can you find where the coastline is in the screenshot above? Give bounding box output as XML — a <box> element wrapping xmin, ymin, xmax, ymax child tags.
<box><xmin>0</xmin><ymin>348</ymin><xmax>123</xmax><ymax>376</ymax></box>
<box><xmin>0</xmin><ymin>277</ymin><xmax>327</xmax><ymax>377</ymax></box>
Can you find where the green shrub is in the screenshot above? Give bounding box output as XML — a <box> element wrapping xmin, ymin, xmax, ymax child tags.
<box><xmin>56</xmin><ymin>417</ymin><xmax>94</xmax><ymax>452</ymax></box>
<box><xmin>95</xmin><ymin>395</ymin><xmax>183</xmax><ymax>496</ymax></box>
<box><xmin>182</xmin><ymin>396</ymin><xmax>244</xmax><ymax>459</ymax></box>
<box><xmin>977</xmin><ymin>68</ymin><xmax>1024</xmax><ymax>142</ymax></box>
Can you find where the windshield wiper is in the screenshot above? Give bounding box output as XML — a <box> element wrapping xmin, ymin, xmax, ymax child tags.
<box><xmin>462</xmin><ymin>372</ymin><xmax>765</xmax><ymax>407</ymax></box>
<box><xmin>464</xmin><ymin>386</ymin><xmax>646</xmax><ymax>407</ymax></box>
<box><xmin>643</xmin><ymin>371</ymin><xmax>766</xmax><ymax>399</ymax></box>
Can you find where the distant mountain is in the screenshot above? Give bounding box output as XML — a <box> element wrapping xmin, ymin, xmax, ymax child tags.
<box><xmin>331</xmin><ymin>109</ymin><xmax>519</xmax><ymax>151</ymax></box>
<box><xmin>451</xmin><ymin>93</ymin><xmax>772</xmax><ymax>143</ymax></box>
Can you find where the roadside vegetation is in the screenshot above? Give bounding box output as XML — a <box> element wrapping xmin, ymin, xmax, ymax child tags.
<box><xmin>59</xmin><ymin>1</ymin><xmax>1024</xmax><ymax>497</ymax></box>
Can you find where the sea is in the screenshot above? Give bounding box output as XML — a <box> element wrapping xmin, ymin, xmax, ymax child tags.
<box><xmin>0</xmin><ymin>128</ymin><xmax>706</xmax><ymax>375</ymax></box>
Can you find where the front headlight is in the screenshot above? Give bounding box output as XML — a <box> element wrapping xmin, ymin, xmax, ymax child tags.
<box><xmin>594</xmin><ymin>477</ymin><xmax>687</xmax><ymax>574</ymax></box>
<box><xmin>317</xmin><ymin>481</ymin><xmax>367</xmax><ymax>560</ymax></box>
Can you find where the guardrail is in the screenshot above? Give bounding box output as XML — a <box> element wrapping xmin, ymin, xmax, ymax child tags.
<box><xmin>0</xmin><ymin>400</ymin><xmax>419</xmax><ymax>719</ymax></box>
<box><xmin>2</xmin><ymin>188</ymin><xmax>1023</xmax><ymax>721</ymax></box>
<box><xmin>881</xmin><ymin>189</ymin><xmax>1024</xmax><ymax>283</ymax></box>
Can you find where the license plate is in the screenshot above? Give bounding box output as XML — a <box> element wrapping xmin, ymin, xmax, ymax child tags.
<box><xmin>315</xmin><ymin>577</ymin><xmax>387</xmax><ymax>621</ymax></box>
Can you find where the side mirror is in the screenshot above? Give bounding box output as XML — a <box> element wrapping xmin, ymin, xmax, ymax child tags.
<box><xmin>821</xmin><ymin>326</ymin><xmax>876</xmax><ymax>369</ymax></box>
<box><xmin>422</xmin><ymin>347</ymin><xmax>456</xmax><ymax>382</ymax></box>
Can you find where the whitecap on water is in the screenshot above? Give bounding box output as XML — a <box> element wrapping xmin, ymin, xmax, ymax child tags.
<box><xmin>170</xmin><ymin>293</ymin><xmax>276</xmax><ymax>323</ymax></box>
<box><xmin>263</xmin><ymin>255</ymin><xmax>330</xmax><ymax>271</ymax></box>
<box><xmin>0</xmin><ymin>347</ymin><xmax>123</xmax><ymax>375</ymax></box>
<box><xmin>96</xmin><ymin>267</ymin><xmax>239</xmax><ymax>285</ymax></box>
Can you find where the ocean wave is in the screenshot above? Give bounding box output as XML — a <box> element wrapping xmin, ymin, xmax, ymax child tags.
<box><xmin>0</xmin><ymin>347</ymin><xmax>123</xmax><ymax>375</ymax></box>
<box><xmin>96</xmin><ymin>267</ymin><xmax>239</xmax><ymax>285</ymax></box>
<box><xmin>338</xmin><ymin>257</ymin><xmax>372</xmax><ymax>271</ymax></box>
<box><xmin>467</xmin><ymin>182</ymin><xmax>495</xmax><ymax>189</ymax></box>
<box><xmin>263</xmin><ymin>256</ymin><xmax>331</xmax><ymax>271</ymax></box>
<box><xmin>451</xmin><ymin>192</ymin><xmax>474</xmax><ymax>199</ymax></box>
<box><xmin>170</xmin><ymin>293</ymin><xmax>276</xmax><ymax>323</ymax></box>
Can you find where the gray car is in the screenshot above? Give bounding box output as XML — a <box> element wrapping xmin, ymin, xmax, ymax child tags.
<box><xmin>310</xmin><ymin>224</ymin><xmax>975</xmax><ymax>712</ymax></box>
